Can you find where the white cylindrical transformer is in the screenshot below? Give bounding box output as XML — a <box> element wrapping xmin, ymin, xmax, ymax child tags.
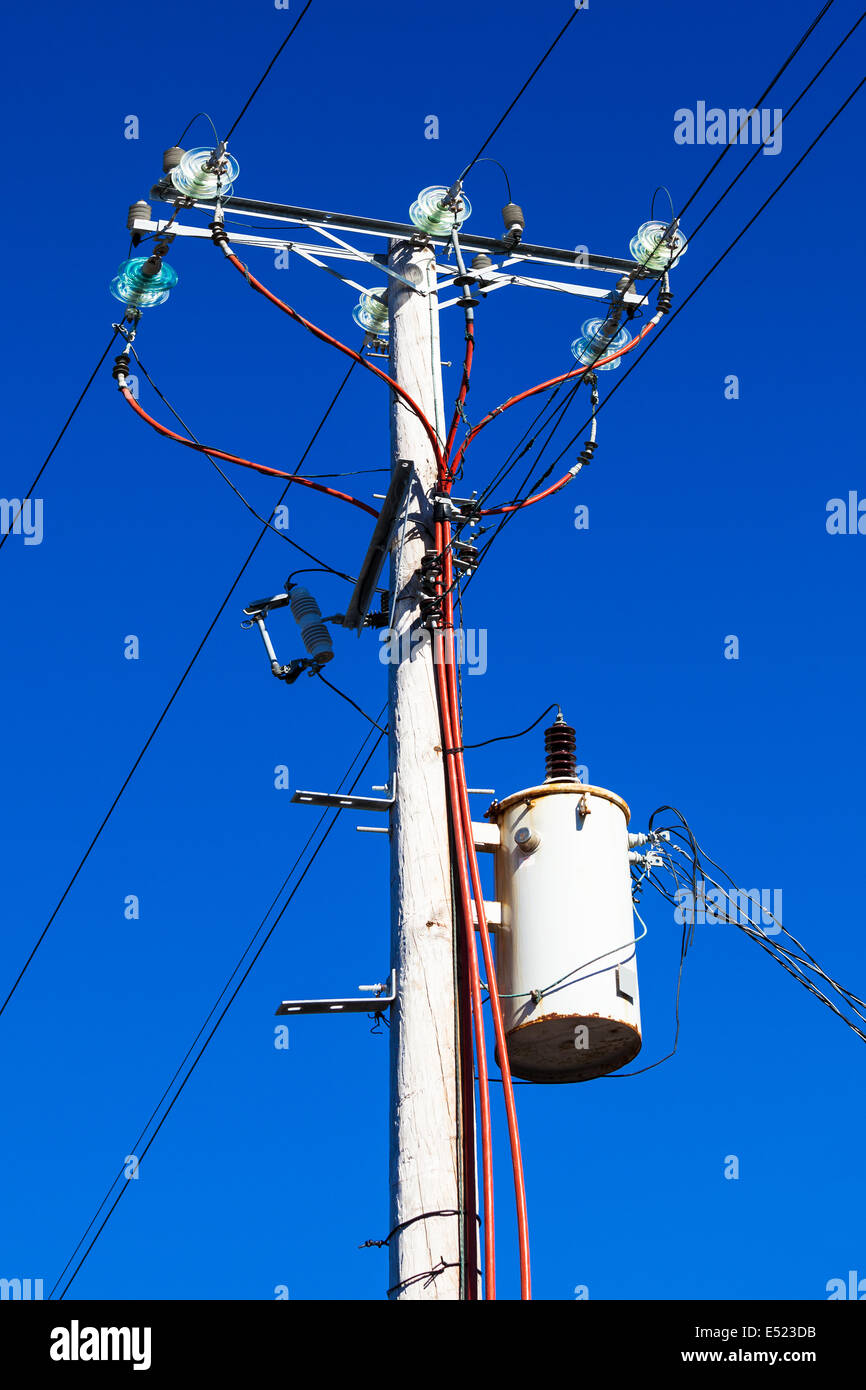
<box><xmin>487</xmin><ymin>779</ymin><xmax>641</xmax><ymax>1083</ymax></box>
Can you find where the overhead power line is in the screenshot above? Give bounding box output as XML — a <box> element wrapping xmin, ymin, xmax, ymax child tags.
<box><xmin>196</xmin><ymin>17</ymin><xmax>859</xmax><ymax>1294</ymax></box>
<box><xmin>120</xmin><ymin>370</ymin><xmax>377</xmax><ymax>518</ymax></box>
<box><xmin>316</xmin><ymin>670</ymin><xmax>387</xmax><ymax>732</ymax></box>
<box><xmin>49</xmin><ymin>710</ymin><xmax>386</xmax><ymax>1299</ymax></box>
<box><xmin>642</xmin><ymin>807</ymin><xmax>866</xmax><ymax>1049</ymax></box>
<box><xmin>224</xmin><ymin>0</ymin><xmax>314</xmax><ymax>141</ymax></box>
<box><xmin>463</xmin><ymin>0</ymin><xmax>855</xmax><ymax>536</ymax></box>
<box><xmin>467</xmin><ymin>66</ymin><xmax>866</xmax><ymax>580</ymax></box>
<box><xmin>678</xmin><ymin>0</ymin><xmax>837</xmax><ymax>219</ymax></box>
<box><xmin>549</xmin><ymin>70</ymin><xmax>866</xmax><ymax>474</ymax></box>
<box><xmin>128</xmin><ymin>345</ymin><xmax>358</xmax><ymax>581</ymax></box>
<box><xmin>55</xmin><ymin>715</ymin><xmax>387</xmax><ymax>1298</ymax></box>
<box><xmin>459</xmin><ymin>6</ymin><xmax>586</xmax><ymax>180</ymax></box>
<box><xmin>0</xmin><ymin>328</ymin><xmax>120</xmax><ymax>557</ymax></box>
<box><xmin>0</xmin><ymin>363</ymin><xmax>356</xmax><ymax>1023</ymax></box>
<box><xmin>676</xmin><ymin>8</ymin><xmax>866</xmax><ymax>248</ymax></box>
<box><xmin>35</xmin><ymin>0</ymin><xmax>857</xmax><ymax>1306</ymax></box>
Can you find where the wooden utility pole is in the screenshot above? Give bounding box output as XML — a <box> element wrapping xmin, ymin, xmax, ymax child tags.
<box><xmin>386</xmin><ymin>238</ymin><xmax>462</xmax><ymax>1301</ymax></box>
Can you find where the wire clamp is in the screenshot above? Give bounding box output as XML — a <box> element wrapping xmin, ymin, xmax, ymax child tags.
<box><xmin>433</xmin><ymin>493</ymin><xmax>481</xmax><ymax>524</ymax></box>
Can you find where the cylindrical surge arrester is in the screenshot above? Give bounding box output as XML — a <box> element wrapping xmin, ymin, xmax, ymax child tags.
<box><xmin>289</xmin><ymin>586</ymin><xmax>334</xmax><ymax>664</ymax></box>
<box><xmin>544</xmin><ymin>712</ymin><xmax>578</xmax><ymax>781</ymax></box>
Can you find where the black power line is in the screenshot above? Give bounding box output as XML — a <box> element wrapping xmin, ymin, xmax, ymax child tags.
<box><xmin>678</xmin><ymin>0</ymin><xmax>837</xmax><ymax>219</ymax></box>
<box><xmin>316</xmin><ymin>670</ymin><xmax>387</xmax><ymax>733</ymax></box>
<box><xmin>0</xmin><ymin>363</ymin><xmax>356</xmax><ymax>1023</ymax></box>
<box><xmin>174</xmin><ymin>110</ymin><xmax>221</xmax><ymax>147</ymax></box>
<box><xmin>465</xmin><ymin>0</ymin><xmax>854</xmax><ymax>538</ymax></box>
<box><xmin>448</xmin><ymin>704</ymin><xmax>560</xmax><ymax>754</ymax></box>
<box><xmin>25</xmin><ymin>0</ymin><xmax>855</xmax><ymax>1299</ymax></box>
<box><xmin>225</xmin><ymin>0</ymin><xmax>314</xmax><ymax>142</ymax></box>
<box><xmin>128</xmin><ymin>345</ymin><xmax>358</xmax><ymax>582</ymax></box>
<box><xmin>471</xmin><ymin>371</ymin><xmax>590</xmax><ymax>571</ymax></box>
<box><xmin>0</xmin><ymin>328</ymin><xmax>120</xmax><ymax>557</ymax></box>
<box><xmin>673</xmin><ymin>8</ymin><xmax>866</xmax><ymax>256</ymax></box>
<box><xmin>468</xmin><ymin>66</ymin><xmax>866</xmax><ymax>582</ymax></box>
<box><xmin>645</xmin><ymin>808</ymin><xmax>866</xmax><ymax>1048</ymax></box>
<box><xmin>49</xmin><ymin>711</ymin><xmax>386</xmax><ymax>1299</ymax></box>
<box><xmin>544</xmin><ymin>70</ymin><xmax>866</xmax><ymax>476</ymax></box>
<box><xmin>459</xmin><ymin>6</ymin><xmax>586</xmax><ymax>181</ymax></box>
<box><xmin>55</xmin><ymin>717</ymin><xmax>387</xmax><ymax>1298</ymax></box>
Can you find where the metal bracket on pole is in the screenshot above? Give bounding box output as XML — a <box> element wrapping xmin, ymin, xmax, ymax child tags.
<box><xmin>291</xmin><ymin>778</ymin><xmax>396</xmax><ymax>813</ymax></box>
<box><xmin>343</xmin><ymin>459</ymin><xmax>414</xmax><ymax>632</ymax></box>
<box><xmin>432</xmin><ymin>493</ymin><xmax>481</xmax><ymax>524</ymax></box>
<box><xmin>275</xmin><ymin>969</ymin><xmax>398</xmax><ymax>1016</ymax></box>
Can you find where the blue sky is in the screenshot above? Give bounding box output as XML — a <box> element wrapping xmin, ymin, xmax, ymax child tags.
<box><xmin>1</xmin><ymin>0</ymin><xmax>864</xmax><ymax>1300</ymax></box>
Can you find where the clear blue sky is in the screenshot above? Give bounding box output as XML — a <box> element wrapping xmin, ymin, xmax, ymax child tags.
<box><xmin>1</xmin><ymin>0</ymin><xmax>864</xmax><ymax>1301</ymax></box>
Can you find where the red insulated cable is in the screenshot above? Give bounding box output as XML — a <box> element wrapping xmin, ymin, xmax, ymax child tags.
<box><xmin>478</xmin><ymin>322</ymin><xmax>658</xmax><ymax>518</ymax></box>
<box><xmin>222</xmin><ymin>250</ymin><xmax>447</xmax><ymax>478</ymax></box>
<box><xmin>440</xmin><ymin>380</ymin><xmax>532</xmax><ymax>1298</ymax></box>
<box><xmin>449</xmin><ymin>318</ymin><xmax>657</xmax><ymax>481</ymax></box>
<box><xmin>480</xmin><ymin>471</ymin><xmax>572</xmax><ymax>516</ymax></box>
<box><xmin>456</xmin><ymin>922</ymin><xmax>480</xmax><ymax>1299</ymax></box>
<box><xmin>432</xmin><ymin>556</ymin><xmax>497</xmax><ymax>1299</ymax></box>
<box><xmin>120</xmin><ymin>387</ymin><xmax>379</xmax><ymax>519</ymax></box>
<box><xmin>448</xmin><ymin>693</ymin><xmax>532</xmax><ymax>1298</ymax></box>
<box><xmin>438</xmin><ymin>520</ymin><xmax>532</xmax><ymax>1300</ymax></box>
<box><xmin>436</xmin><ymin>385</ymin><xmax>492</xmax><ymax>1294</ymax></box>
<box><xmin>445</xmin><ymin>589</ymin><xmax>480</xmax><ymax>1294</ymax></box>
<box><xmin>444</xmin><ymin>319</ymin><xmax>475</xmax><ymax>465</ymax></box>
<box><xmin>437</xmin><ymin>653</ymin><xmax>495</xmax><ymax>1298</ymax></box>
